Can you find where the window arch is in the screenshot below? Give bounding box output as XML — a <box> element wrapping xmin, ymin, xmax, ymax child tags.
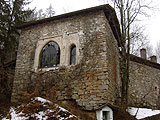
<box><xmin>70</xmin><ymin>45</ymin><xmax>76</xmax><ymax>65</ymax></box>
<box><xmin>39</xmin><ymin>41</ymin><xmax>60</xmax><ymax>68</ymax></box>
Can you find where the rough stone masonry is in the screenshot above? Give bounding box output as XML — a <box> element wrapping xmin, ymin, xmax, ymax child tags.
<box><xmin>11</xmin><ymin>4</ymin><xmax>160</xmax><ymax>112</ymax></box>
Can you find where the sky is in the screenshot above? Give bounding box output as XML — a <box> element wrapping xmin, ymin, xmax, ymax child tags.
<box><xmin>29</xmin><ymin>0</ymin><xmax>160</xmax><ymax>52</ymax></box>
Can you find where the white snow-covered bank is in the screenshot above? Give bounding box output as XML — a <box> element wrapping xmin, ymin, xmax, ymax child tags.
<box><xmin>128</xmin><ymin>107</ymin><xmax>160</xmax><ymax>119</ymax></box>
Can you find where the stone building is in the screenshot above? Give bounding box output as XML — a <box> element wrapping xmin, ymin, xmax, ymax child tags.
<box><xmin>11</xmin><ymin>4</ymin><xmax>160</xmax><ymax>119</ymax></box>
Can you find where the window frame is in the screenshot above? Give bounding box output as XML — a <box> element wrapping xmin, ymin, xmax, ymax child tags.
<box><xmin>39</xmin><ymin>41</ymin><xmax>60</xmax><ymax>68</ymax></box>
<box><xmin>70</xmin><ymin>44</ymin><xmax>76</xmax><ymax>65</ymax></box>
<box><xmin>33</xmin><ymin>33</ymin><xmax>79</xmax><ymax>72</ymax></box>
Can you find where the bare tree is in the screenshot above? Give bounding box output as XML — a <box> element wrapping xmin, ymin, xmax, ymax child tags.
<box><xmin>155</xmin><ymin>41</ymin><xmax>160</xmax><ymax>62</ymax></box>
<box><xmin>37</xmin><ymin>9</ymin><xmax>46</xmax><ymax>19</ymax></box>
<box><xmin>45</xmin><ymin>4</ymin><xmax>55</xmax><ymax>17</ymax></box>
<box><xmin>155</xmin><ymin>41</ymin><xmax>160</xmax><ymax>56</ymax></box>
<box><xmin>146</xmin><ymin>44</ymin><xmax>154</xmax><ymax>58</ymax></box>
<box><xmin>27</xmin><ymin>10</ymin><xmax>38</xmax><ymax>21</ymax></box>
<box><xmin>62</xmin><ymin>6</ymin><xmax>73</xmax><ymax>13</ymax></box>
<box><xmin>130</xmin><ymin>25</ymin><xmax>149</xmax><ymax>56</ymax></box>
<box><xmin>26</xmin><ymin>9</ymin><xmax>45</xmax><ymax>21</ymax></box>
<box><xmin>27</xmin><ymin>4</ymin><xmax>55</xmax><ymax>21</ymax></box>
<box><xmin>99</xmin><ymin>0</ymin><xmax>154</xmax><ymax>104</ymax></box>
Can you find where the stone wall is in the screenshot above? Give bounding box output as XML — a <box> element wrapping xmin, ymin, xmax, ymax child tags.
<box><xmin>129</xmin><ymin>59</ymin><xmax>160</xmax><ymax>109</ymax></box>
<box><xmin>11</xmin><ymin>10</ymin><xmax>120</xmax><ymax>110</ymax></box>
<box><xmin>11</xmin><ymin>4</ymin><xmax>160</xmax><ymax>111</ymax></box>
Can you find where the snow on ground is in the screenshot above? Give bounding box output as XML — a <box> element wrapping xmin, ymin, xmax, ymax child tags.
<box><xmin>3</xmin><ymin>97</ymin><xmax>160</xmax><ymax>120</ymax></box>
<box><xmin>32</xmin><ymin>97</ymin><xmax>52</xmax><ymax>104</ymax></box>
<box><xmin>128</xmin><ymin>107</ymin><xmax>160</xmax><ymax>119</ymax></box>
<box><xmin>0</xmin><ymin>114</ymin><xmax>3</xmax><ymax>119</ymax></box>
<box><xmin>2</xmin><ymin>97</ymin><xmax>78</xmax><ymax>120</ymax></box>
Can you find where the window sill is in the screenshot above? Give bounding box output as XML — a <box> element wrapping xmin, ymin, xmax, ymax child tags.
<box><xmin>39</xmin><ymin>67</ymin><xmax>59</xmax><ymax>71</ymax></box>
<box><xmin>32</xmin><ymin>66</ymin><xmax>59</xmax><ymax>72</ymax></box>
<box><xmin>33</xmin><ymin>64</ymin><xmax>77</xmax><ymax>72</ymax></box>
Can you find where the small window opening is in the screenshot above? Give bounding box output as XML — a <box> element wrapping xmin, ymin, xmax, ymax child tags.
<box><xmin>70</xmin><ymin>45</ymin><xmax>76</xmax><ymax>65</ymax></box>
<box><xmin>39</xmin><ymin>41</ymin><xmax>60</xmax><ymax>68</ymax></box>
<box><xmin>102</xmin><ymin>111</ymin><xmax>109</xmax><ymax>120</ymax></box>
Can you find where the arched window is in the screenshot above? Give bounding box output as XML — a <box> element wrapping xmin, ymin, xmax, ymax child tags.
<box><xmin>70</xmin><ymin>45</ymin><xmax>76</xmax><ymax>65</ymax></box>
<box><xmin>39</xmin><ymin>41</ymin><xmax>60</xmax><ymax>68</ymax></box>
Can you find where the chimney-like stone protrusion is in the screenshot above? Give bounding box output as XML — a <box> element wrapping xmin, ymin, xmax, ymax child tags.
<box><xmin>140</xmin><ymin>48</ymin><xmax>147</xmax><ymax>59</ymax></box>
<box><xmin>150</xmin><ymin>55</ymin><xmax>157</xmax><ymax>63</ymax></box>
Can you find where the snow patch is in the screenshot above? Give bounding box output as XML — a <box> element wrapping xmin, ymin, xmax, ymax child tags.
<box><xmin>128</xmin><ymin>107</ymin><xmax>160</xmax><ymax>119</ymax></box>
<box><xmin>2</xmin><ymin>107</ymin><xmax>29</xmax><ymax>120</ymax></box>
<box><xmin>2</xmin><ymin>97</ymin><xmax>78</xmax><ymax>120</ymax></box>
<box><xmin>58</xmin><ymin>105</ymin><xmax>68</xmax><ymax>112</ymax></box>
<box><xmin>33</xmin><ymin>97</ymin><xmax>52</xmax><ymax>104</ymax></box>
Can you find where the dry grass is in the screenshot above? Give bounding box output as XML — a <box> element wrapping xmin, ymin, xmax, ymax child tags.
<box><xmin>16</xmin><ymin>98</ymin><xmax>78</xmax><ymax>120</ymax></box>
<box><xmin>0</xmin><ymin>100</ymin><xmax>11</xmax><ymax>119</ymax></box>
<box><xmin>56</xmin><ymin>100</ymin><xmax>96</xmax><ymax>120</ymax></box>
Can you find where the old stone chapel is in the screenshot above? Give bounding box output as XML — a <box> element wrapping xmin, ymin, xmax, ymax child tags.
<box><xmin>11</xmin><ymin>4</ymin><xmax>160</xmax><ymax>119</ymax></box>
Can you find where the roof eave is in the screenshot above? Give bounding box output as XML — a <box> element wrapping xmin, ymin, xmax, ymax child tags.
<box><xmin>16</xmin><ymin>4</ymin><xmax>121</xmax><ymax>46</ymax></box>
